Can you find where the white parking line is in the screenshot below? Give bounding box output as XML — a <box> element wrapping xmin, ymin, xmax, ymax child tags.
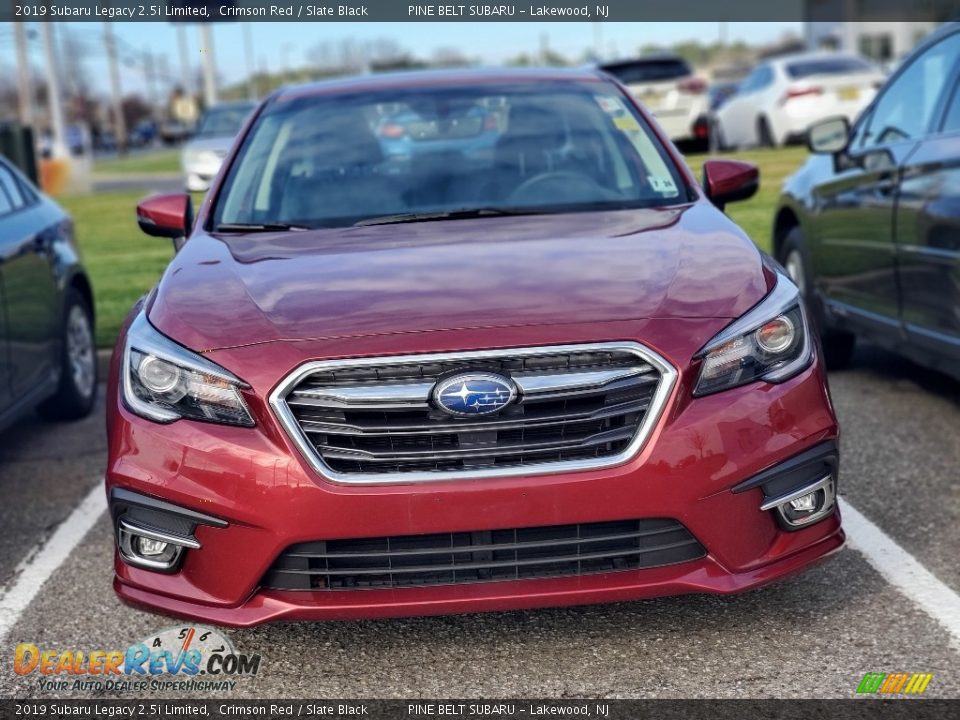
<box><xmin>841</xmin><ymin>498</ymin><xmax>960</xmax><ymax>651</ymax></box>
<box><xmin>0</xmin><ymin>482</ymin><xmax>106</xmax><ymax>643</ymax></box>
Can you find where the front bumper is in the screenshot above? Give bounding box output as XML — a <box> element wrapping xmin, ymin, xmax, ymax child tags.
<box><xmin>106</xmin><ymin>323</ymin><xmax>842</xmax><ymax>627</ymax></box>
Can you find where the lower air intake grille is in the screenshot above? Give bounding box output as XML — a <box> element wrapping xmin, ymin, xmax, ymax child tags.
<box><xmin>262</xmin><ymin>518</ymin><xmax>705</xmax><ymax>591</ymax></box>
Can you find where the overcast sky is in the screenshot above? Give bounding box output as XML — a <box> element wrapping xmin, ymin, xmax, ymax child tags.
<box><xmin>2</xmin><ymin>21</ymin><xmax>802</xmax><ymax>98</ymax></box>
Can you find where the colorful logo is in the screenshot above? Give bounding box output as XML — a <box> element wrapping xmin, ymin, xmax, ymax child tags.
<box><xmin>13</xmin><ymin>625</ymin><xmax>261</xmax><ymax>693</ymax></box>
<box><xmin>856</xmin><ymin>672</ymin><xmax>933</xmax><ymax>695</ymax></box>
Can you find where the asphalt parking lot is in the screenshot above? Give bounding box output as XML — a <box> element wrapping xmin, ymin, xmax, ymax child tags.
<box><xmin>1</xmin><ymin>344</ymin><xmax>958</xmax><ymax>699</ymax></box>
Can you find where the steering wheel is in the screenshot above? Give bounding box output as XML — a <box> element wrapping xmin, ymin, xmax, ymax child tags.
<box><xmin>508</xmin><ymin>171</ymin><xmax>610</xmax><ymax>204</ymax></box>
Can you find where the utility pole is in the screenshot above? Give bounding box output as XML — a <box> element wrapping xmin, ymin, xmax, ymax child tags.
<box><xmin>104</xmin><ymin>22</ymin><xmax>128</xmax><ymax>155</ymax></box>
<box><xmin>243</xmin><ymin>24</ymin><xmax>257</xmax><ymax>100</ymax></box>
<box><xmin>40</xmin><ymin>21</ymin><xmax>67</xmax><ymax>157</ymax></box>
<box><xmin>281</xmin><ymin>43</ymin><xmax>293</xmax><ymax>84</ymax></box>
<box><xmin>143</xmin><ymin>50</ymin><xmax>159</xmax><ymax>115</ymax></box>
<box><xmin>199</xmin><ymin>24</ymin><xmax>218</xmax><ymax>107</ymax></box>
<box><xmin>13</xmin><ymin>21</ymin><xmax>35</xmax><ymax>127</ymax></box>
<box><xmin>176</xmin><ymin>24</ymin><xmax>191</xmax><ymax>94</ymax></box>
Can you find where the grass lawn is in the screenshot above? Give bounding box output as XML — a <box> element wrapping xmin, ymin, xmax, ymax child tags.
<box><xmin>93</xmin><ymin>149</ymin><xmax>181</xmax><ymax>177</ymax></box>
<box><xmin>685</xmin><ymin>145</ymin><xmax>809</xmax><ymax>254</ymax></box>
<box><xmin>68</xmin><ymin>146</ymin><xmax>810</xmax><ymax>348</ymax></box>
<box><xmin>60</xmin><ymin>191</ymin><xmax>177</xmax><ymax>348</ymax></box>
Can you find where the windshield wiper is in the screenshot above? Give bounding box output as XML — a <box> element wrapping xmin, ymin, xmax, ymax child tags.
<box><xmin>213</xmin><ymin>222</ymin><xmax>309</xmax><ymax>233</ymax></box>
<box><xmin>353</xmin><ymin>207</ymin><xmax>535</xmax><ymax>227</ymax></box>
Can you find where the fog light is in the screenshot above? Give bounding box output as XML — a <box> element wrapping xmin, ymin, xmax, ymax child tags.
<box><xmin>760</xmin><ymin>475</ymin><xmax>836</xmax><ymax>530</ymax></box>
<box><xmin>117</xmin><ymin>518</ymin><xmax>199</xmax><ymax>572</ymax></box>
<box><xmin>137</xmin><ymin>537</ymin><xmax>169</xmax><ymax>556</ymax></box>
<box><xmin>789</xmin><ymin>493</ymin><xmax>818</xmax><ymax>513</ymax></box>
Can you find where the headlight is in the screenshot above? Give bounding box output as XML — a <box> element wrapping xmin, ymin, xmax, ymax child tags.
<box><xmin>693</xmin><ymin>271</ymin><xmax>813</xmax><ymax>396</ymax></box>
<box><xmin>122</xmin><ymin>312</ymin><xmax>254</xmax><ymax>427</ymax></box>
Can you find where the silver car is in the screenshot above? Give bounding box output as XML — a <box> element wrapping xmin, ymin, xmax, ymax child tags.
<box><xmin>182</xmin><ymin>101</ymin><xmax>257</xmax><ymax>192</ymax></box>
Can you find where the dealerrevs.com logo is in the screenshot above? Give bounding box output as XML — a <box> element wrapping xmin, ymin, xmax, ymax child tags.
<box><xmin>14</xmin><ymin>626</ymin><xmax>261</xmax><ymax>693</ymax></box>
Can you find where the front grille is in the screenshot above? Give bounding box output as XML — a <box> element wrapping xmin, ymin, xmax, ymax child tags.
<box><xmin>262</xmin><ymin>518</ymin><xmax>705</xmax><ymax>590</ymax></box>
<box><xmin>271</xmin><ymin>343</ymin><xmax>674</xmax><ymax>482</ymax></box>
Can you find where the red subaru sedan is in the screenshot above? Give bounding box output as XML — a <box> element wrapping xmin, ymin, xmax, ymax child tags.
<box><xmin>107</xmin><ymin>69</ymin><xmax>842</xmax><ymax>626</ymax></box>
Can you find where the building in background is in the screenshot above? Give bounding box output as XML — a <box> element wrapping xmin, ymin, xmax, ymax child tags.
<box><xmin>806</xmin><ymin>17</ymin><xmax>937</xmax><ymax>64</ymax></box>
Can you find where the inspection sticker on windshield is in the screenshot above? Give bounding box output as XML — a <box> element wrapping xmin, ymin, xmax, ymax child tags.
<box><xmin>648</xmin><ymin>175</ymin><xmax>679</xmax><ymax>196</ymax></box>
<box><xmin>594</xmin><ymin>95</ymin><xmax>626</xmax><ymax>114</ymax></box>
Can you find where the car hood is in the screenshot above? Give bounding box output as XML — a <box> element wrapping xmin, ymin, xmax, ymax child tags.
<box><xmin>148</xmin><ymin>203</ymin><xmax>770</xmax><ymax>352</ymax></box>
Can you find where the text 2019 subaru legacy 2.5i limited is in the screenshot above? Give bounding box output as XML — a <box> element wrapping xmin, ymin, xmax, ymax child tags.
<box><xmin>107</xmin><ymin>69</ymin><xmax>843</xmax><ymax>626</ymax></box>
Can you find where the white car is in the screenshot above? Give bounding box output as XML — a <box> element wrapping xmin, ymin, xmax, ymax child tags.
<box><xmin>182</xmin><ymin>101</ymin><xmax>257</xmax><ymax>192</ymax></box>
<box><xmin>712</xmin><ymin>52</ymin><xmax>884</xmax><ymax>149</ymax></box>
<box><xmin>600</xmin><ymin>55</ymin><xmax>709</xmax><ymax>146</ymax></box>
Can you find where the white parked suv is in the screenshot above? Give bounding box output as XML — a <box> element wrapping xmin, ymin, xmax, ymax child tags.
<box><xmin>600</xmin><ymin>55</ymin><xmax>709</xmax><ymax>146</ymax></box>
<box><xmin>711</xmin><ymin>52</ymin><xmax>884</xmax><ymax>149</ymax></box>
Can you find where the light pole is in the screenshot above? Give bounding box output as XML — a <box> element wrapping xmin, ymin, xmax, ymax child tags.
<box><xmin>13</xmin><ymin>21</ymin><xmax>34</xmax><ymax>127</ymax></box>
<box><xmin>40</xmin><ymin>21</ymin><xmax>67</xmax><ymax>158</ymax></box>
<box><xmin>244</xmin><ymin>24</ymin><xmax>257</xmax><ymax>100</ymax></box>
<box><xmin>199</xmin><ymin>24</ymin><xmax>218</xmax><ymax>107</ymax></box>
<box><xmin>104</xmin><ymin>21</ymin><xmax>128</xmax><ymax>155</ymax></box>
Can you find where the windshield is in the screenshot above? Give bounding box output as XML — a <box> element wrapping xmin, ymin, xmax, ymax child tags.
<box><xmin>786</xmin><ymin>57</ymin><xmax>876</xmax><ymax>79</ymax></box>
<box><xmin>196</xmin><ymin>104</ymin><xmax>255</xmax><ymax>138</ymax></box>
<box><xmin>213</xmin><ymin>81</ymin><xmax>689</xmax><ymax>230</ymax></box>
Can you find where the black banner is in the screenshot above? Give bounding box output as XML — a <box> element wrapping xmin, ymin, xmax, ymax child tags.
<box><xmin>2</xmin><ymin>700</ymin><xmax>960</xmax><ymax>720</ymax></box>
<box><xmin>3</xmin><ymin>0</ymin><xmax>960</xmax><ymax>22</ymax></box>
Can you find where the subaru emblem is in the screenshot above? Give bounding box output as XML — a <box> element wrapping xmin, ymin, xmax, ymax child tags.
<box><xmin>433</xmin><ymin>372</ymin><xmax>517</xmax><ymax>416</ymax></box>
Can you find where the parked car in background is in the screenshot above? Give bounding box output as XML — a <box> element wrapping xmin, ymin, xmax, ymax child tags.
<box><xmin>159</xmin><ymin>119</ymin><xmax>190</xmax><ymax>146</ymax></box>
<box><xmin>181</xmin><ymin>101</ymin><xmax>257</xmax><ymax>192</ymax></box>
<box><xmin>600</xmin><ymin>55</ymin><xmax>709</xmax><ymax>147</ymax></box>
<box><xmin>774</xmin><ymin>24</ymin><xmax>960</xmax><ymax>378</ymax></box>
<box><xmin>708</xmin><ymin>80</ymin><xmax>740</xmax><ymax>112</ymax></box>
<box><xmin>374</xmin><ymin>102</ymin><xmax>502</xmax><ymax>171</ymax></box>
<box><xmin>0</xmin><ymin>156</ymin><xmax>96</xmax><ymax>434</ymax></box>
<box><xmin>713</xmin><ymin>52</ymin><xmax>884</xmax><ymax>149</ymax></box>
<box><xmin>129</xmin><ymin>120</ymin><xmax>158</xmax><ymax>148</ymax></box>
<box><xmin>110</xmin><ymin>68</ymin><xmax>842</xmax><ymax>626</ymax></box>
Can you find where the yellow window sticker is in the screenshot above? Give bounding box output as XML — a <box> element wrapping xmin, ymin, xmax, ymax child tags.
<box><xmin>613</xmin><ymin>114</ymin><xmax>642</xmax><ymax>131</ymax></box>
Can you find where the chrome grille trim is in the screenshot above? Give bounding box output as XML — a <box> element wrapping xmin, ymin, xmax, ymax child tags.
<box><xmin>269</xmin><ymin>342</ymin><xmax>678</xmax><ymax>485</ymax></box>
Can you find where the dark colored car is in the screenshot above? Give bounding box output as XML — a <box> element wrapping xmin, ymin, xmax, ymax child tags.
<box><xmin>107</xmin><ymin>69</ymin><xmax>842</xmax><ymax>626</ymax></box>
<box><xmin>774</xmin><ymin>24</ymin><xmax>960</xmax><ymax>379</ymax></box>
<box><xmin>0</xmin><ymin>156</ymin><xmax>97</xmax><ymax>433</ymax></box>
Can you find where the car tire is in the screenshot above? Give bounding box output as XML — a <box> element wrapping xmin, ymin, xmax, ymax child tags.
<box><xmin>38</xmin><ymin>288</ymin><xmax>98</xmax><ymax>421</ymax></box>
<box><xmin>757</xmin><ymin>116</ymin><xmax>776</xmax><ymax>148</ymax></box>
<box><xmin>779</xmin><ymin>226</ymin><xmax>856</xmax><ymax>370</ymax></box>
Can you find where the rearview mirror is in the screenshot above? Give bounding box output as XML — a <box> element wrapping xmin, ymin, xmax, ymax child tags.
<box><xmin>807</xmin><ymin>117</ymin><xmax>850</xmax><ymax>155</ymax></box>
<box><xmin>701</xmin><ymin>159</ymin><xmax>759</xmax><ymax>212</ymax></box>
<box><xmin>137</xmin><ymin>193</ymin><xmax>194</xmax><ymax>243</ymax></box>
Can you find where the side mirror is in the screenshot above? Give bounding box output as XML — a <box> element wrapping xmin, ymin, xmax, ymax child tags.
<box><xmin>807</xmin><ymin>117</ymin><xmax>850</xmax><ymax>155</ymax></box>
<box><xmin>137</xmin><ymin>193</ymin><xmax>193</xmax><ymax>245</ymax></box>
<box><xmin>702</xmin><ymin>159</ymin><xmax>759</xmax><ymax>211</ymax></box>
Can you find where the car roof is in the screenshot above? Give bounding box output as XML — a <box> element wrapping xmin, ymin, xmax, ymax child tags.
<box><xmin>273</xmin><ymin>67</ymin><xmax>608</xmax><ymax>101</ymax></box>
<box><xmin>205</xmin><ymin>100</ymin><xmax>258</xmax><ymax>111</ymax></box>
